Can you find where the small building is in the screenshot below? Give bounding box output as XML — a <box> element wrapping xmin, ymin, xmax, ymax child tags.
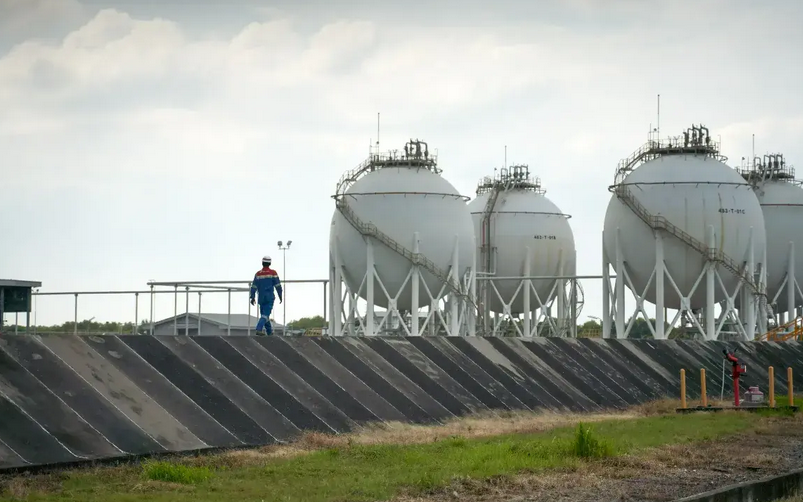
<box><xmin>0</xmin><ymin>279</ymin><xmax>41</xmax><ymax>333</ymax></box>
<box><xmin>150</xmin><ymin>313</ymin><xmax>286</xmax><ymax>336</ymax></box>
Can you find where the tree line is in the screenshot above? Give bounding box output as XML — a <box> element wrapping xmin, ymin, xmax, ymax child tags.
<box><xmin>1</xmin><ymin>315</ymin><xmax>699</xmax><ymax>339</ymax></box>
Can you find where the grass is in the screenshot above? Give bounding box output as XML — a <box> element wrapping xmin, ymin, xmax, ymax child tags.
<box><xmin>141</xmin><ymin>461</ymin><xmax>212</xmax><ymax>484</ymax></box>
<box><xmin>571</xmin><ymin>423</ymin><xmax>612</xmax><ymax>458</ymax></box>
<box><xmin>0</xmin><ymin>405</ymin><xmax>770</xmax><ymax>502</ymax></box>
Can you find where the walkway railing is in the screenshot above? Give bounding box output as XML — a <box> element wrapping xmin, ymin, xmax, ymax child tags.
<box><xmin>5</xmin><ymin>279</ymin><xmax>328</xmax><ymax>337</ymax></box>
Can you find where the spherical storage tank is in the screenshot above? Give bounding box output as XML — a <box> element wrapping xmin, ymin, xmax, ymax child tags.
<box><xmin>603</xmin><ymin>127</ymin><xmax>766</xmax><ymax>310</ymax></box>
<box><xmin>468</xmin><ymin>166</ymin><xmax>575</xmax><ymax>314</ymax></box>
<box><xmin>744</xmin><ymin>154</ymin><xmax>803</xmax><ymax>314</ymax></box>
<box><xmin>329</xmin><ymin>140</ymin><xmax>475</xmax><ymax>311</ymax></box>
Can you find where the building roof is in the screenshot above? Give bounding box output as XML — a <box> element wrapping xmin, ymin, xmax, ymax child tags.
<box><xmin>0</xmin><ymin>280</ymin><xmax>42</xmax><ymax>288</ymax></box>
<box><xmin>153</xmin><ymin>313</ymin><xmax>285</xmax><ymax>329</ymax></box>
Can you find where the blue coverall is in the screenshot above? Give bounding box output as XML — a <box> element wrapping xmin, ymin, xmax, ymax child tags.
<box><xmin>249</xmin><ymin>266</ymin><xmax>283</xmax><ymax>335</ymax></box>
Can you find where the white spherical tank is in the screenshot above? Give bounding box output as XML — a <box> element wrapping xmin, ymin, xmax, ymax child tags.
<box><xmin>603</xmin><ymin>153</ymin><xmax>766</xmax><ymax>310</ymax></box>
<box><xmin>750</xmin><ymin>162</ymin><xmax>803</xmax><ymax>313</ymax></box>
<box><xmin>329</xmin><ymin>145</ymin><xmax>475</xmax><ymax>312</ymax></box>
<box><xmin>468</xmin><ymin>173</ymin><xmax>575</xmax><ymax>315</ymax></box>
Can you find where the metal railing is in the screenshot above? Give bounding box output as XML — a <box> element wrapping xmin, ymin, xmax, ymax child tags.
<box><xmin>614</xmin><ymin>137</ymin><xmax>726</xmax><ymax>186</ymax></box>
<box><xmin>13</xmin><ymin>279</ymin><xmax>329</xmax><ymax>337</ymax></box>
<box><xmin>335</xmin><ymin>149</ymin><xmax>440</xmax><ymax>198</ymax></box>
<box><xmin>759</xmin><ymin>317</ymin><xmax>803</xmax><ymax>342</ymax></box>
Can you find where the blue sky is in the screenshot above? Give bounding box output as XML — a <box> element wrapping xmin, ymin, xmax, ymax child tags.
<box><xmin>2</xmin><ymin>0</ymin><xmax>802</xmax><ymax>327</ymax></box>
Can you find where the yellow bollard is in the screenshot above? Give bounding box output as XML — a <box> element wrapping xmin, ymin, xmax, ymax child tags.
<box><xmin>700</xmin><ymin>368</ymin><xmax>707</xmax><ymax>407</ymax></box>
<box><xmin>769</xmin><ymin>366</ymin><xmax>775</xmax><ymax>408</ymax></box>
<box><xmin>789</xmin><ymin>367</ymin><xmax>794</xmax><ymax>407</ymax></box>
<box><xmin>680</xmin><ymin>369</ymin><xmax>687</xmax><ymax>409</ymax></box>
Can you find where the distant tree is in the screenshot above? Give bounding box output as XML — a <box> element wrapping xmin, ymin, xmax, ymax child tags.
<box><xmin>3</xmin><ymin>319</ymin><xmax>151</xmax><ymax>335</ymax></box>
<box><xmin>287</xmin><ymin>316</ymin><xmax>326</xmax><ymax>330</ymax></box>
<box><xmin>578</xmin><ymin>320</ymin><xmax>601</xmax><ymax>338</ymax></box>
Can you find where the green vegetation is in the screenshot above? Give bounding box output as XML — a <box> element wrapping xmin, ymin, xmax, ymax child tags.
<box><xmin>571</xmin><ymin>422</ymin><xmax>612</xmax><ymax>458</ymax></box>
<box><xmin>286</xmin><ymin>315</ymin><xmax>326</xmax><ymax>330</ymax></box>
<box><xmin>141</xmin><ymin>461</ymin><xmax>213</xmax><ymax>485</ymax></box>
<box><xmin>5</xmin><ymin>316</ymin><xmax>327</xmax><ymax>336</ymax></box>
<box><xmin>2</xmin><ymin>314</ymin><xmax>699</xmax><ymax>338</ymax></box>
<box><xmin>0</xmin><ymin>411</ymin><xmax>765</xmax><ymax>502</ymax></box>
<box><xmin>4</xmin><ymin>319</ymin><xmax>151</xmax><ymax>336</ymax></box>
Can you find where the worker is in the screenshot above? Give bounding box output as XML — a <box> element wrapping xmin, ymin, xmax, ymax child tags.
<box><xmin>249</xmin><ymin>255</ymin><xmax>283</xmax><ymax>335</ymax></box>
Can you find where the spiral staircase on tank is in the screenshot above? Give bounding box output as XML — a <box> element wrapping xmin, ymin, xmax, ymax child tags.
<box><xmin>610</xmin><ymin>128</ymin><xmax>770</xmax><ymax>314</ymax></box>
<box><xmin>333</xmin><ymin>141</ymin><xmax>475</xmax><ymax>308</ymax></box>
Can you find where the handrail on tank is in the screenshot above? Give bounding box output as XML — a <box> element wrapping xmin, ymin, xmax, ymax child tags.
<box><xmin>738</xmin><ymin>152</ymin><xmax>800</xmax><ymax>186</ymax></box>
<box><xmin>612</xmin><ymin>124</ymin><xmax>726</xmax><ymax>186</ymax></box>
<box><xmin>475</xmin><ymin>163</ymin><xmax>546</xmax><ymax>195</ymax></box>
<box><xmin>333</xmin><ymin>139</ymin><xmax>441</xmax><ymax>198</ymax></box>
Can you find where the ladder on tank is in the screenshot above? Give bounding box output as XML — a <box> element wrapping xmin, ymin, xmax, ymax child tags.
<box><xmin>612</xmin><ymin>184</ymin><xmax>764</xmax><ymax>297</ymax></box>
<box><xmin>477</xmin><ymin>187</ymin><xmax>501</xmax><ymax>330</ymax></box>
<box><xmin>479</xmin><ymin>187</ymin><xmax>501</xmax><ymax>274</ymax></box>
<box><xmin>334</xmin><ymin>197</ymin><xmax>474</xmax><ymax>307</ymax></box>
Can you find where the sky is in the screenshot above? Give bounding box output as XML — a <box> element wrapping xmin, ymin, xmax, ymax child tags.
<box><xmin>2</xmin><ymin>0</ymin><xmax>803</xmax><ymax>328</ymax></box>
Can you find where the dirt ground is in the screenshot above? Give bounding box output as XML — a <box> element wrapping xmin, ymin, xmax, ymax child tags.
<box><xmin>396</xmin><ymin>413</ymin><xmax>803</xmax><ymax>502</ymax></box>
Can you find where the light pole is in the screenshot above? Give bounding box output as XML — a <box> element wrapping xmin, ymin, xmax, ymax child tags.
<box><xmin>277</xmin><ymin>240</ymin><xmax>292</xmax><ymax>332</ymax></box>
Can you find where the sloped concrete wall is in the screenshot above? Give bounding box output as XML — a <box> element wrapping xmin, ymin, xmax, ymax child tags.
<box><xmin>0</xmin><ymin>334</ymin><xmax>800</xmax><ymax>470</ymax></box>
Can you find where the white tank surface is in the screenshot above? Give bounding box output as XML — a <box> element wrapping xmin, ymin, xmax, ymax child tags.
<box><xmin>468</xmin><ymin>166</ymin><xmax>575</xmax><ymax>314</ymax></box>
<box><xmin>604</xmin><ymin>129</ymin><xmax>766</xmax><ymax>311</ymax></box>
<box><xmin>741</xmin><ymin>154</ymin><xmax>803</xmax><ymax>313</ymax></box>
<box><xmin>329</xmin><ymin>140</ymin><xmax>475</xmax><ymax>311</ymax></box>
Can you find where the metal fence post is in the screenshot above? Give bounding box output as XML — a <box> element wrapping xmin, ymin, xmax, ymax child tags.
<box><xmin>198</xmin><ymin>292</ymin><xmax>202</xmax><ymax>336</ymax></box>
<box><xmin>323</xmin><ymin>280</ymin><xmax>327</xmax><ymax>325</ymax></box>
<box><xmin>149</xmin><ymin>284</ymin><xmax>154</xmax><ymax>336</ymax></box>
<box><xmin>134</xmin><ymin>292</ymin><xmax>139</xmax><ymax>335</ymax></box>
<box><xmin>184</xmin><ymin>286</ymin><xmax>189</xmax><ymax>337</ymax></box>
<box><xmin>227</xmin><ymin>288</ymin><xmax>231</xmax><ymax>337</ymax></box>
<box><xmin>173</xmin><ymin>285</ymin><xmax>178</xmax><ymax>337</ymax></box>
<box><xmin>74</xmin><ymin>293</ymin><xmax>78</xmax><ymax>335</ymax></box>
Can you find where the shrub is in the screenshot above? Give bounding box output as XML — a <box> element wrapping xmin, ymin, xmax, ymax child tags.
<box><xmin>571</xmin><ymin>423</ymin><xmax>613</xmax><ymax>458</ymax></box>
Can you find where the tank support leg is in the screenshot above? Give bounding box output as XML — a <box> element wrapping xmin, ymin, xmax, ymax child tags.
<box><xmin>602</xmin><ymin>230</ymin><xmax>612</xmax><ymax>339</ymax></box>
<box><xmin>523</xmin><ymin>247</ymin><xmax>531</xmax><ymax>337</ymax></box>
<box><xmin>655</xmin><ymin>232</ymin><xmax>666</xmax><ymax>339</ymax></box>
<box><xmin>706</xmin><ymin>225</ymin><xmax>716</xmax><ymax>340</ymax></box>
<box><xmin>449</xmin><ymin>235</ymin><xmax>459</xmax><ymax>336</ymax></box>
<box><xmin>788</xmin><ymin>241</ymin><xmax>796</xmax><ymax>324</ymax></box>
<box><xmin>411</xmin><ymin>232</ymin><xmax>420</xmax><ymax>336</ymax></box>
<box><xmin>615</xmin><ymin>228</ymin><xmax>626</xmax><ymax>338</ymax></box>
<box><xmin>366</xmin><ymin>240</ymin><xmax>375</xmax><ymax>336</ymax></box>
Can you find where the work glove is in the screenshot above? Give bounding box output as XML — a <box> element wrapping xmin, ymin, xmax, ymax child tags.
<box><xmin>250</xmin><ymin>298</ymin><xmax>255</xmax><ymax>306</ymax></box>
<box><xmin>279</xmin><ymin>297</ymin><xmax>283</xmax><ymax>304</ymax></box>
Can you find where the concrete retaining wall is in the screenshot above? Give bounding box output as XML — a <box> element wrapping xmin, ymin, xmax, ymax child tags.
<box><xmin>0</xmin><ymin>334</ymin><xmax>800</xmax><ymax>470</ymax></box>
<box><xmin>676</xmin><ymin>467</ymin><xmax>803</xmax><ymax>501</ymax></box>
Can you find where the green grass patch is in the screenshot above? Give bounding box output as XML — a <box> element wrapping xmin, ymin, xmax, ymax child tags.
<box><xmin>0</xmin><ymin>412</ymin><xmax>763</xmax><ymax>502</ymax></box>
<box><xmin>142</xmin><ymin>460</ymin><xmax>213</xmax><ymax>484</ymax></box>
<box><xmin>572</xmin><ymin>422</ymin><xmax>613</xmax><ymax>458</ymax></box>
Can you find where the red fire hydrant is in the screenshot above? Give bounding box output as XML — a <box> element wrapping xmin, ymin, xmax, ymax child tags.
<box><xmin>723</xmin><ymin>349</ymin><xmax>747</xmax><ymax>407</ymax></box>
